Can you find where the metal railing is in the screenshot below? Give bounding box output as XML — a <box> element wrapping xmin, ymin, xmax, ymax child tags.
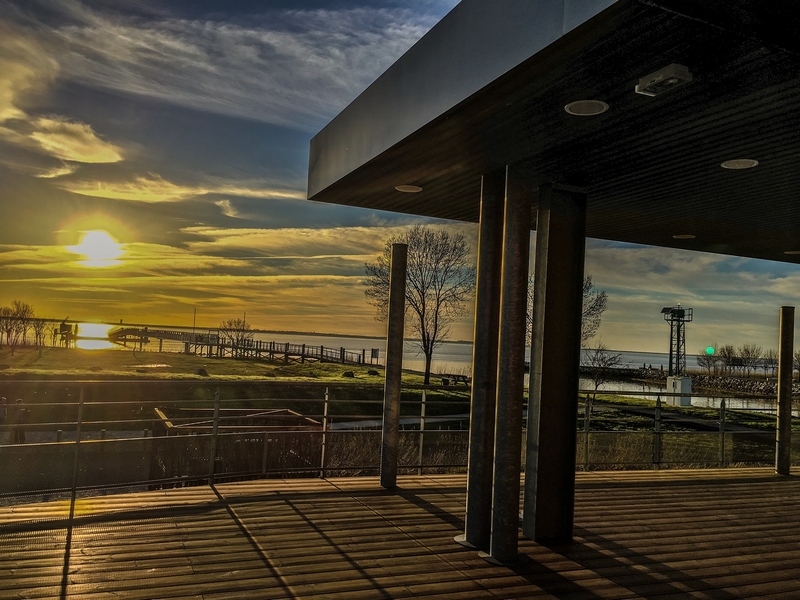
<box><xmin>0</xmin><ymin>381</ymin><xmax>795</xmax><ymax>507</ymax></box>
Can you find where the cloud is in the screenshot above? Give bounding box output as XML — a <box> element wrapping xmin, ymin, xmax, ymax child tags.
<box><xmin>34</xmin><ymin>162</ymin><xmax>78</xmax><ymax>178</ymax></box>
<box><xmin>29</xmin><ymin>117</ymin><xmax>122</xmax><ymax>163</ymax></box>
<box><xmin>63</xmin><ymin>174</ymin><xmax>196</xmax><ymax>203</ymax></box>
<box><xmin>31</xmin><ymin>5</ymin><xmax>445</xmax><ymax>131</ymax></box>
<box><xmin>0</xmin><ymin>23</ymin><xmax>126</xmax><ymax>170</ymax></box>
<box><xmin>182</xmin><ymin>223</ymin><xmax>476</xmax><ymax>260</ymax></box>
<box><xmin>0</xmin><ymin>23</ymin><xmax>58</xmax><ymax>123</ymax></box>
<box><xmin>214</xmin><ymin>199</ymin><xmax>239</xmax><ymax>218</ymax></box>
<box><xmin>62</xmin><ymin>173</ymin><xmax>307</xmax><ymax>203</ymax></box>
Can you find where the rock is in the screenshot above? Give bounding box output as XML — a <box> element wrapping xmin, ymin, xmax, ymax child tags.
<box><xmin>194</xmin><ymin>368</ymin><xmax>209</xmax><ymax>377</ymax></box>
<box><xmin>343</xmin><ymin>371</ymin><xmax>355</xmax><ymax>378</ymax></box>
<box><xmin>263</xmin><ymin>372</ymin><xmax>276</xmax><ymax>377</ymax></box>
<box><xmin>367</xmin><ymin>370</ymin><xmax>380</xmax><ymax>376</ymax></box>
<box><xmin>89</xmin><ymin>366</ymin><xmax>103</xmax><ymax>372</ymax></box>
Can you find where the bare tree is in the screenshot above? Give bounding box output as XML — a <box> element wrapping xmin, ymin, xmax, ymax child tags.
<box><xmin>582</xmin><ymin>341</ymin><xmax>623</xmax><ymax>411</ymax></box>
<box><xmin>794</xmin><ymin>349</ymin><xmax>800</xmax><ymax>381</ymax></box>
<box><xmin>364</xmin><ymin>225</ymin><xmax>475</xmax><ymax>385</ymax></box>
<box><xmin>11</xmin><ymin>300</ymin><xmax>35</xmax><ymax>346</ymax></box>
<box><xmin>0</xmin><ymin>305</ymin><xmax>24</xmax><ymax>354</ymax></box>
<box><xmin>696</xmin><ymin>346</ymin><xmax>722</xmax><ymax>376</ymax></box>
<box><xmin>761</xmin><ymin>348</ymin><xmax>778</xmax><ymax>378</ymax></box>
<box><xmin>526</xmin><ymin>275</ymin><xmax>608</xmax><ymax>346</ymax></box>
<box><xmin>717</xmin><ymin>344</ymin><xmax>737</xmax><ymax>375</ymax></box>
<box><xmin>218</xmin><ymin>317</ymin><xmax>254</xmax><ymax>357</ymax></box>
<box><xmin>0</xmin><ymin>306</ymin><xmax>10</xmax><ymax>347</ymax></box>
<box><xmin>738</xmin><ymin>343</ymin><xmax>762</xmax><ymax>378</ymax></box>
<box><xmin>32</xmin><ymin>318</ymin><xmax>48</xmax><ymax>347</ymax></box>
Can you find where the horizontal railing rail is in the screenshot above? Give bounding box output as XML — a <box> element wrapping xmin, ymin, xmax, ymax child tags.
<box><xmin>0</xmin><ymin>381</ymin><xmax>795</xmax><ymax>509</ymax></box>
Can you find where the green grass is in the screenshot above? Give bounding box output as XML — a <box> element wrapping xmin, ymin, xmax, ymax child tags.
<box><xmin>586</xmin><ymin>392</ymin><xmax>796</xmax><ymax>431</ymax></box>
<box><xmin>0</xmin><ymin>346</ymin><xmax>389</xmax><ymax>382</ymax></box>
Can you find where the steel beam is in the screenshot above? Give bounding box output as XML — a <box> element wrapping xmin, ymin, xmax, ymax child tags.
<box><xmin>523</xmin><ymin>184</ymin><xmax>586</xmax><ymax>544</ymax></box>
<box><xmin>458</xmin><ymin>169</ymin><xmax>505</xmax><ymax>550</ymax></box>
<box><xmin>485</xmin><ymin>166</ymin><xmax>532</xmax><ymax>564</ymax></box>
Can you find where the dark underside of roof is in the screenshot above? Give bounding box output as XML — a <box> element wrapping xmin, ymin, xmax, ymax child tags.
<box><xmin>308</xmin><ymin>0</ymin><xmax>800</xmax><ymax>264</ymax></box>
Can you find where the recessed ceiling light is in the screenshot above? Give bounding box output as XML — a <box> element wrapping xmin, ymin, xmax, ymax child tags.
<box><xmin>784</xmin><ymin>250</ymin><xmax>800</xmax><ymax>255</ymax></box>
<box><xmin>564</xmin><ymin>100</ymin><xmax>609</xmax><ymax>116</ymax></box>
<box><xmin>395</xmin><ymin>184</ymin><xmax>422</xmax><ymax>193</ymax></box>
<box><xmin>721</xmin><ymin>159</ymin><xmax>759</xmax><ymax>170</ymax></box>
<box><xmin>673</xmin><ymin>234</ymin><xmax>696</xmax><ymax>240</ymax></box>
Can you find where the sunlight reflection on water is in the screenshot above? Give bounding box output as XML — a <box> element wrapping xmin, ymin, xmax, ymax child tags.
<box><xmin>75</xmin><ymin>323</ymin><xmax>114</xmax><ymax>350</ymax></box>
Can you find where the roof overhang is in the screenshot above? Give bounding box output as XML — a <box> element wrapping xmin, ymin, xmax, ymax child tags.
<box><xmin>308</xmin><ymin>0</ymin><xmax>800</xmax><ymax>263</ymax></box>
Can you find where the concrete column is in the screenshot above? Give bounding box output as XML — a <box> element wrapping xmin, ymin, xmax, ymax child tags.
<box><xmin>484</xmin><ymin>166</ymin><xmax>532</xmax><ymax>564</ymax></box>
<box><xmin>523</xmin><ymin>184</ymin><xmax>587</xmax><ymax>544</ymax></box>
<box><xmin>380</xmin><ymin>243</ymin><xmax>408</xmax><ymax>489</ymax></box>
<box><xmin>457</xmin><ymin>169</ymin><xmax>505</xmax><ymax>550</ymax></box>
<box><xmin>776</xmin><ymin>306</ymin><xmax>794</xmax><ymax>475</ymax></box>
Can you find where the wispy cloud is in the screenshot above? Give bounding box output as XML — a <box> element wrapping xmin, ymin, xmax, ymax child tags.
<box><xmin>34</xmin><ymin>162</ymin><xmax>78</xmax><ymax>178</ymax></box>
<box><xmin>29</xmin><ymin>117</ymin><xmax>122</xmax><ymax>162</ymax></box>
<box><xmin>28</xmin><ymin>4</ymin><xmax>445</xmax><ymax>131</ymax></box>
<box><xmin>183</xmin><ymin>223</ymin><xmax>476</xmax><ymax>260</ymax></box>
<box><xmin>214</xmin><ymin>199</ymin><xmax>239</xmax><ymax>218</ymax></box>
<box><xmin>61</xmin><ymin>173</ymin><xmax>307</xmax><ymax>203</ymax></box>
<box><xmin>0</xmin><ymin>23</ymin><xmax>125</xmax><ymax>169</ymax></box>
<box><xmin>0</xmin><ymin>23</ymin><xmax>58</xmax><ymax>123</ymax></box>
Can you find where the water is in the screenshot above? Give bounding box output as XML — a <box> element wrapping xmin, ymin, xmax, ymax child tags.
<box><xmin>77</xmin><ymin>322</ymin><xmax>694</xmax><ymax>373</ymax></box>
<box><xmin>76</xmin><ymin>322</ymin><xmax>778</xmax><ymax>412</ymax></box>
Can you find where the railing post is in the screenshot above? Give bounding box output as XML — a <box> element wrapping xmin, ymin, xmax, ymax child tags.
<box><xmin>320</xmin><ymin>387</ymin><xmax>329</xmax><ymax>478</ymax></box>
<box><xmin>653</xmin><ymin>395</ymin><xmax>662</xmax><ymax>470</ymax></box>
<box><xmin>302</xmin><ymin>343</ymin><xmax>305</xmax><ymax>363</ymax></box>
<box><xmin>583</xmin><ymin>395</ymin><xmax>590</xmax><ymax>471</ymax></box>
<box><xmin>209</xmin><ymin>387</ymin><xmax>220</xmax><ymax>485</ymax></box>
<box><xmin>719</xmin><ymin>398</ymin><xmax>726</xmax><ymax>468</ymax></box>
<box><xmin>261</xmin><ymin>431</ymin><xmax>269</xmax><ymax>476</ymax></box>
<box><xmin>69</xmin><ymin>387</ymin><xmax>85</xmax><ymax>521</ymax></box>
<box><xmin>418</xmin><ymin>389</ymin><xmax>427</xmax><ymax>476</ymax></box>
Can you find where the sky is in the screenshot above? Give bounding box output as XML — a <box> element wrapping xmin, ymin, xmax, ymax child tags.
<box><xmin>1</xmin><ymin>0</ymin><xmax>800</xmax><ymax>354</ymax></box>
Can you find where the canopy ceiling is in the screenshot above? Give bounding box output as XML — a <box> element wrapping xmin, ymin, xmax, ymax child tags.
<box><xmin>308</xmin><ymin>0</ymin><xmax>800</xmax><ymax>263</ymax></box>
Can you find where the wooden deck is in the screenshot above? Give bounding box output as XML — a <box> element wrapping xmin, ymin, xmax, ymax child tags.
<box><xmin>2</xmin><ymin>468</ymin><xmax>800</xmax><ymax>599</ymax></box>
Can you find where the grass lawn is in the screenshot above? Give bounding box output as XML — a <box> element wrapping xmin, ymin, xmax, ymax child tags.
<box><xmin>0</xmin><ymin>346</ymin><xmax>389</xmax><ymax>382</ymax></box>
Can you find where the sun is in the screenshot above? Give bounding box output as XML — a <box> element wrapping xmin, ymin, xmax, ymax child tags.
<box><xmin>68</xmin><ymin>230</ymin><xmax>124</xmax><ymax>267</ymax></box>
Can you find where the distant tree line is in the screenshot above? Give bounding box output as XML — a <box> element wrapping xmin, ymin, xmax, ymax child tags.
<box><xmin>696</xmin><ymin>343</ymin><xmax>800</xmax><ymax>379</ymax></box>
<box><xmin>0</xmin><ymin>300</ymin><xmax>50</xmax><ymax>354</ymax></box>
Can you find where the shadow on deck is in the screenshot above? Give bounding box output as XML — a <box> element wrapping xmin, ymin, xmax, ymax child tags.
<box><xmin>2</xmin><ymin>468</ymin><xmax>799</xmax><ymax>599</ymax></box>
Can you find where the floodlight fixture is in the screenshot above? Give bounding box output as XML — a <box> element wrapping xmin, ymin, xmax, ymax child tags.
<box><xmin>635</xmin><ymin>63</ymin><xmax>692</xmax><ymax>97</ymax></box>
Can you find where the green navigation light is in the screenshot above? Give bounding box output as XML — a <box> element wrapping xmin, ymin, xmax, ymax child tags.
<box><xmin>705</xmin><ymin>346</ymin><xmax>715</xmax><ymax>355</ymax></box>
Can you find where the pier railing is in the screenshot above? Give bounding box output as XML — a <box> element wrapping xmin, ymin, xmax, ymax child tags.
<box><xmin>107</xmin><ymin>327</ymin><xmax>380</xmax><ymax>365</ymax></box>
<box><xmin>0</xmin><ymin>382</ymin><xmax>795</xmax><ymax>506</ymax></box>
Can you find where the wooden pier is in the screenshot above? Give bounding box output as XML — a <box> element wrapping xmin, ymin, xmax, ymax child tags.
<box><xmin>107</xmin><ymin>327</ymin><xmax>381</xmax><ymax>366</ymax></box>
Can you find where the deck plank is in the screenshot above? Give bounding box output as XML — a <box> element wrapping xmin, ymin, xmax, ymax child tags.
<box><xmin>2</xmin><ymin>468</ymin><xmax>800</xmax><ymax>599</ymax></box>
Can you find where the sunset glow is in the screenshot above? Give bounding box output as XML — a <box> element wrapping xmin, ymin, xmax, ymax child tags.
<box><xmin>68</xmin><ymin>231</ymin><xmax>124</xmax><ymax>267</ymax></box>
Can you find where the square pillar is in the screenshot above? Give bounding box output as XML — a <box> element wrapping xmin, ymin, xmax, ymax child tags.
<box><xmin>380</xmin><ymin>243</ymin><xmax>408</xmax><ymax>489</ymax></box>
<box><xmin>523</xmin><ymin>184</ymin><xmax>586</xmax><ymax>544</ymax></box>
<box><xmin>776</xmin><ymin>306</ymin><xmax>794</xmax><ymax>475</ymax></box>
<box><xmin>483</xmin><ymin>165</ymin><xmax>532</xmax><ymax>564</ymax></box>
<box><xmin>457</xmin><ymin>168</ymin><xmax>506</xmax><ymax>550</ymax></box>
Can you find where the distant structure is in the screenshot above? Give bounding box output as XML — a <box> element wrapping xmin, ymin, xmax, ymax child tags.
<box><xmin>661</xmin><ymin>304</ymin><xmax>693</xmax><ymax>376</ymax></box>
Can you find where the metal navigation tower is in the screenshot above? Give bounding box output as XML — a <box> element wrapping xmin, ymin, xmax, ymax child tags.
<box><xmin>661</xmin><ymin>304</ymin><xmax>693</xmax><ymax>376</ymax></box>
